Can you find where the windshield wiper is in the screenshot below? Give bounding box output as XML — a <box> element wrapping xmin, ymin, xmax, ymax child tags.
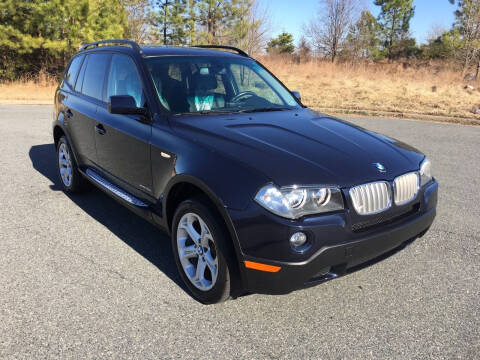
<box><xmin>173</xmin><ymin>110</ymin><xmax>235</xmax><ymax>116</ymax></box>
<box><xmin>237</xmin><ymin>107</ymin><xmax>294</xmax><ymax>113</ymax></box>
<box><xmin>173</xmin><ymin>107</ymin><xmax>294</xmax><ymax>116</ymax></box>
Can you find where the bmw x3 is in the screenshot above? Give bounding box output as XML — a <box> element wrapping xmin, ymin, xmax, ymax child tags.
<box><xmin>53</xmin><ymin>40</ymin><xmax>438</xmax><ymax>303</ymax></box>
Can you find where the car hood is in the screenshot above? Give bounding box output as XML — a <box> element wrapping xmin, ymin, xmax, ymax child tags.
<box><xmin>171</xmin><ymin>109</ymin><xmax>425</xmax><ymax>188</ymax></box>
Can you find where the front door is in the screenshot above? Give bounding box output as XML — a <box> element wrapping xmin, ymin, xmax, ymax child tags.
<box><xmin>94</xmin><ymin>53</ymin><xmax>152</xmax><ymax>194</ymax></box>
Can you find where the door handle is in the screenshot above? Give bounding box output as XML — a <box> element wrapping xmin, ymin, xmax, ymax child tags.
<box><xmin>95</xmin><ymin>124</ymin><xmax>106</xmax><ymax>135</ymax></box>
<box><xmin>65</xmin><ymin>109</ymin><xmax>73</xmax><ymax>119</ymax></box>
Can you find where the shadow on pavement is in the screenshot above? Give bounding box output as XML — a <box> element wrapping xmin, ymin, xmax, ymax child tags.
<box><xmin>29</xmin><ymin>143</ymin><xmax>188</xmax><ymax>295</ymax></box>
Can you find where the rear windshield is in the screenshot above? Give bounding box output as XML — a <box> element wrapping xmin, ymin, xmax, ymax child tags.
<box><xmin>145</xmin><ymin>56</ymin><xmax>299</xmax><ymax>114</ymax></box>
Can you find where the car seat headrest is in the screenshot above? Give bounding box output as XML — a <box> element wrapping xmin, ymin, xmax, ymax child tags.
<box><xmin>191</xmin><ymin>72</ymin><xmax>217</xmax><ymax>92</ymax></box>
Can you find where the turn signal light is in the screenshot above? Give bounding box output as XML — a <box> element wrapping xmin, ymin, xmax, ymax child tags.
<box><xmin>244</xmin><ymin>260</ymin><xmax>281</xmax><ymax>273</ymax></box>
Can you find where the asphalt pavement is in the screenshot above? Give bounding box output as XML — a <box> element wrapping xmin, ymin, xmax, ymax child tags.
<box><xmin>0</xmin><ymin>105</ymin><xmax>479</xmax><ymax>359</ymax></box>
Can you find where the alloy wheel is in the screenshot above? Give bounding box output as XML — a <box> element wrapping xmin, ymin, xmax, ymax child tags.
<box><xmin>176</xmin><ymin>212</ymin><xmax>219</xmax><ymax>291</ymax></box>
<box><xmin>58</xmin><ymin>143</ymin><xmax>73</xmax><ymax>187</ymax></box>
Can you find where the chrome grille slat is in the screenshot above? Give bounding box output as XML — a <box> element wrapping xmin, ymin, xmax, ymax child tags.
<box><xmin>365</xmin><ymin>186</ymin><xmax>371</xmax><ymax>213</ymax></box>
<box><xmin>350</xmin><ymin>181</ymin><xmax>391</xmax><ymax>215</ymax></box>
<box><xmin>378</xmin><ymin>182</ymin><xmax>384</xmax><ymax>209</ymax></box>
<box><xmin>374</xmin><ymin>182</ymin><xmax>380</xmax><ymax>211</ymax></box>
<box><xmin>394</xmin><ymin>172</ymin><xmax>419</xmax><ymax>205</ymax></box>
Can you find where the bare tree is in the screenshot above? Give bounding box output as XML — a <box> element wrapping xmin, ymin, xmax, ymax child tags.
<box><xmin>426</xmin><ymin>24</ymin><xmax>447</xmax><ymax>42</ymax></box>
<box><xmin>244</xmin><ymin>0</ymin><xmax>272</xmax><ymax>56</ymax></box>
<box><xmin>305</xmin><ymin>0</ymin><xmax>363</xmax><ymax>62</ymax></box>
<box><xmin>122</xmin><ymin>0</ymin><xmax>151</xmax><ymax>44</ymax></box>
<box><xmin>297</xmin><ymin>36</ymin><xmax>312</xmax><ymax>61</ymax></box>
<box><xmin>459</xmin><ymin>1</ymin><xmax>480</xmax><ymax>76</ymax></box>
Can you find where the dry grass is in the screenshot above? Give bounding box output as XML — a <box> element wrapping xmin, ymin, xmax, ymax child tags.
<box><xmin>0</xmin><ymin>71</ymin><xmax>57</xmax><ymax>104</ymax></box>
<box><xmin>1</xmin><ymin>60</ymin><xmax>479</xmax><ymax>124</ymax></box>
<box><xmin>263</xmin><ymin>57</ymin><xmax>480</xmax><ymax>123</ymax></box>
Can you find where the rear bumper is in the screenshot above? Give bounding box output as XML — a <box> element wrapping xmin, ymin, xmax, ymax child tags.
<box><xmin>235</xmin><ymin>180</ymin><xmax>438</xmax><ymax>295</ymax></box>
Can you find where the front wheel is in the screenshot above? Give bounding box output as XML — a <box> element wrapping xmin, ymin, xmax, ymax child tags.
<box><xmin>172</xmin><ymin>197</ymin><xmax>235</xmax><ymax>304</ymax></box>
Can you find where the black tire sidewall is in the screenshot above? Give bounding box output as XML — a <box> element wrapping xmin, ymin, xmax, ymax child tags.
<box><xmin>172</xmin><ymin>198</ymin><xmax>231</xmax><ymax>304</ymax></box>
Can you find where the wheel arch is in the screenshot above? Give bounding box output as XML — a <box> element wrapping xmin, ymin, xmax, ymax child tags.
<box><xmin>163</xmin><ymin>174</ymin><xmax>246</xmax><ymax>292</ymax></box>
<box><xmin>53</xmin><ymin>125</ymin><xmax>64</xmax><ymax>148</ymax></box>
<box><xmin>52</xmin><ymin>117</ymin><xmax>80</xmax><ymax>166</ymax></box>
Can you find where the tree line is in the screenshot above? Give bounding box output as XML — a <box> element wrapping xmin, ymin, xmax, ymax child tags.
<box><xmin>0</xmin><ymin>0</ymin><xmax>267</xmax><ymax>80</ymax></box>
<box><xmin>1</xmin><ymin>0</ymin><xmax>479</xmax><ymax>81</ymax></box>
<box><xmin>268</xmin><ymin>0</ymin><xmax>480</xmax><ymax>77</ymax></box>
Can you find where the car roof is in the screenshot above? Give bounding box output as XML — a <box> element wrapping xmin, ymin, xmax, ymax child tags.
<box><xmin>79</xmin><ymin>45</ymin><xmax>248</xmax><ymax>59</ymax></box>
<box><xmin>141</xmin><ymin>46</ymin><xmax>245</xmax><ymax>58</ymax></box>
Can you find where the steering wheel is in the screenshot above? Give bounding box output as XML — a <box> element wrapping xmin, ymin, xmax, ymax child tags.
<box><xmin>231</xmin><ymin>91</ymin><xmax>256</xmax><ymax>103</ymax></box>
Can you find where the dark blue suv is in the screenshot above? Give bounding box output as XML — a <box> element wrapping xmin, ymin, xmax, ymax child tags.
<box><xmin>53</xmin><ymin>40</ymin><xmax>438</xmax><ymax>303</ymax></box>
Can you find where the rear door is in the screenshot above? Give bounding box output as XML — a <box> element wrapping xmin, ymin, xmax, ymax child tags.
<box><xmin>58</xmin><ymin>54</ymin><xmax>94</xmax><ymax>164</ymax></box>
<box><xmin>94</xmin><ymin>53</ymin><xmax>152</xmax><ymax>194</ymax></box>
<box><xmin>66</xmin><ymin>53</ymin><xmax>111</xmax><ymax>165</ymax></box>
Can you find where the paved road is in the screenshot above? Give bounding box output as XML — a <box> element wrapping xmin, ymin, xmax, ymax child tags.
<box><xmin>0</xmin><ymin>105</ymin><xmax>479</xmax><ymax>359</ymax></box>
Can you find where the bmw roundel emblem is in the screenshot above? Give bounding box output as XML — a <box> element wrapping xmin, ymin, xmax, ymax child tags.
<box><xmin>374</xmin><ymin>162</ymin><xmax>386</xmax><ymax>172</ymax></box>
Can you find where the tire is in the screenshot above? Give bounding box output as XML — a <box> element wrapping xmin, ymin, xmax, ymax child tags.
<box><xmin>56</xmin><ymin>136</ymin><xmax>87</xmax><ymax>193</ymax></box>
<box><xmin>172</xmin><ymin>197</ymin><xmax>237</xmax><ymax>304</ymax></box>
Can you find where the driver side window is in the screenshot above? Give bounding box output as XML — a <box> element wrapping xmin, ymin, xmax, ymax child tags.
<box><xmin>107</xmin><ymin>54</ymin><xmax>145</xmax><ymax>108</ymax></box>
<box><xmin>229</xmin><ymin>64</ymin><xmax>283</xmax><ymax>105</ymax></box>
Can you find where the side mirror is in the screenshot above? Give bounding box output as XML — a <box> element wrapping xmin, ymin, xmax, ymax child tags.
<box><xmin>291</xmin><ymin>90</ymin><xmax>301</xmax><ymax>101</ymax></box>
<box><xmin>108</xmin><ymin>95</ymin><xmax>146</xmax><ymax>115</ymax></box>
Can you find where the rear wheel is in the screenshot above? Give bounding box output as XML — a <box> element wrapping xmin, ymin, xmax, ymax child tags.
<box><xmin>56</xmin><ymin>136</ymin><xmax>87</xmax><ymax>193</ymax></box>
<box><xmin>172</xmin><ymin>197</ymin><xmax>235</xmax><ymax>304</ymax></box>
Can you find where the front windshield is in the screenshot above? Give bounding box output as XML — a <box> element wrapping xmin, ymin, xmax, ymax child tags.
<box><xmin>145</xmin><ymin>56</ymin><xmax>299</xmax><ymax>114</ymax></box>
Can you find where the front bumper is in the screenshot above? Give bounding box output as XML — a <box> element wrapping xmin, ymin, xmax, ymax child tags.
<box><xmin>229</xmin><ymin>180</ymin><xmax>438</xmax><ymax>295</ymax></box>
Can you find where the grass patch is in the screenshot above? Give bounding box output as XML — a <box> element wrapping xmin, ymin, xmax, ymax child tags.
<box><xmin>263</xmin><ymin>57</ymin><xmax>480</xmax><ymax>122</ymax></box>
<box><xmin>0</xmin><ymin>71</ymin><xmax>57</xmax><ymax>104</ymax></box>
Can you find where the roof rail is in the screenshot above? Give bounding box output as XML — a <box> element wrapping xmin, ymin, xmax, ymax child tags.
<box><xmin>192</xmin><ymin>45</ymin><xmax>249</xmax><ymax>57</ymax></box>
<box><xmin>80</xmin><ymin>40</ymin><xmax>142</xmax><ymax>54</ymax></box>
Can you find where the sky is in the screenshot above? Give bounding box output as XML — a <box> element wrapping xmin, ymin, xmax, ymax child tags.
<box><xmin>261</xmin><ymin>0</ymin><xmax>458</xmax><ymax>45</ymax></box>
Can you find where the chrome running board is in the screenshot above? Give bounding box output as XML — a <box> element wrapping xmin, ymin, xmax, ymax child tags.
<box><xmin>85</xmin><ymin>168</ymin><xmax>148</xmax><ymax>207</ymax></box>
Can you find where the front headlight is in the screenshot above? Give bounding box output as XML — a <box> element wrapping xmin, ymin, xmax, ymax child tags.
<box><xmin>254</xmin><ymin>184</ymin><xmax>344</xmax><ymax>219</ymax></box>
<box><xmin>419</xmin><ymin>158</ymin><xmax>432</xmax><ymax>186</ymax></box>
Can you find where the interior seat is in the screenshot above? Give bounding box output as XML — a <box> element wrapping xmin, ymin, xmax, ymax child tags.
<box><xmin>187</xmin><ymin>72</ymin><xmax>225</xmax><ymax>112</ymax></box>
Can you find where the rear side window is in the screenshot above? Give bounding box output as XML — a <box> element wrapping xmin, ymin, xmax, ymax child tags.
<box><xmin>64</xmin><ymin>55</ymin><xmax>84</xmax><ymax>87</ymax></box>
<box><xmin>81</xmin><ymin>53</ymin><xmax>111</xmax><ymax>101</ymax></box>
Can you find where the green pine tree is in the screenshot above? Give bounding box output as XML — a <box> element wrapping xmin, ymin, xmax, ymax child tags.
<box><xmin>344</xmin><ymin>10</ymin><xmax>381</xmax><ymax>59</ymax></box>
<box><xmin>374</xmin><ymin>0</ymin><xmax>415</xmax><ymax>59</ymax></box>
<box><xmin>266</xmin><ymin>32</ymin><xmax>295</xmax><ymax>54</ymax></box>
<box><xmin>195</xmin><ymin>0</ymin><xmax>252</xmax><ymax>46</ymax></box>
<box><xmin>0</xmin><ymin>0</ymin><xmax>127</xmax><ymax>80</ymax></box>
<box><xmin>150</xmin><ymin>0</ymin><xmax>190</xmax><ymax>45</ymax></box>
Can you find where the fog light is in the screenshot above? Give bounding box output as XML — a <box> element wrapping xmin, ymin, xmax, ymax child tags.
<box><xmin>290</xmin><ymin>232</ymin><xmax>307</xmax><ymax>248</ymax></box>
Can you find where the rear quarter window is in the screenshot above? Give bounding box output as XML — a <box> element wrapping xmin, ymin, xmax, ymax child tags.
<box><xmin>64</xmin><ymin>55</ymin><xmax>84</xmax><ymax>88</ymax></box>
<box><xmin>74</xmin><ymin>56</ymin><xmax>88</xmax><ymax>93</ymax></box>
<box><xmin>81</xmin><ymin>53</ymin><xmax>111</xmax><ymax>101</ymax></box>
